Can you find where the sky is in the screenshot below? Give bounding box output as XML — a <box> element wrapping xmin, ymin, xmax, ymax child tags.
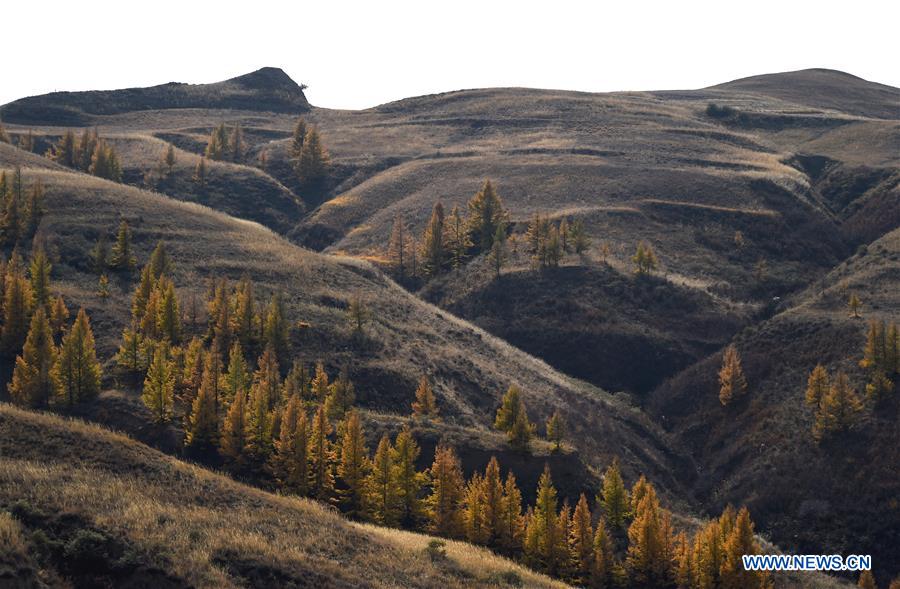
<box><xmin>3</xmin><ymin>0</ymin><xmax>898</xmax><ymax>110</ymax></box>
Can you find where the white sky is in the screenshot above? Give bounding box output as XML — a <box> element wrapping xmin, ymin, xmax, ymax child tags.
<box><xmin>3</xmin><ymin>0</ymin><xmax>898</xmax><ymax>110</ymax></box>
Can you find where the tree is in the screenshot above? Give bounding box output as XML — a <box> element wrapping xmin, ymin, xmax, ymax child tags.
<box><xmin>592</xmin><ymin>517</ymin><xmax>614</xmax><ymax>589</ymax></box>
<box><xmin>391</xmin><ymin>427</ymin><xmax>426</xmax><ymax>528</ymax></box>
<box><xmin>720</xmin><ymin>507</ymin><xmax>766</xmax><ymax>589</ymax></box>
<box><xmin>546</xmin><ymin>410</ymin><xmax>564</xmax><ymax>452</ymax></box>
<box><xmin>89</xmin><ymin>141</ymin><xmax>122</xmax><ymax>181</ymax></box>
<box><xmin>805</xmin><ymin>364</ymin><xmax>830</xmax><ymax>408</ymax></box>
<box><xmin>570</xmin><ymin>219</ymin><xmax>590</xmax><ymax>255</ymax></box>
<box><xmin>53</xmin><ymin>308</ymin><xmax>102</xmax><ymax>408</ymax></box>
<box><xmin>220</xmin><ymin>387</ymin><xmax>248</xmax><ymax>468</ymax></box>
<box><xmin>814</xmin><ymin>371</ymin><xmax>863</xmax><ymax>441</ymax></box>
<box><xmin>632</xmin><ymin>241</ymin><xmax>658</xmax><ymax>275</ymax></box>
<box><xmin>147</xmin><ymin>241</ymin><xmax>173</xmax><ymax>279</ymax></box>
<box><xmin>109</xmin><ymin>220</ymin><xmax>136</xmax><ymax>271</ymax></box>
<box><xmin>848</xmin><ymin>293</ymin><xmax>862</xmax><ymax>318</ymax></box>
<box><xmin>347</xmin><ymin>293</ymin><xmax>371</xmax><ymax>335</ymax></box>
<box><xmin>443</xmin><ymin>205</ymin><xmax>470</xmax><ymax>268</ymax></box>
<box><xmin>98</xmin><ymin>274</ymin><xmax>110</xmax><ymax>299</ymax></box>
<box><xmin>284</xmin><ymin>407</ymin><xmax>310</xmax><ymax>496</ymax></box>
<box><xmin>421</xmin><ymin>202</ymin><xmax>446</xmax><ymax>278</ymax></box>
<box><xmin>886</xmin><ymin>322</ymin><xmax>899</xmax><ymax>374</ymax></box>
<box><xmin>244</xmin><ymin>378</ymin><xmax>274</xmax><ymax>468</ymax></box>
<box><xmin>530</xmin><ymin>465</ymin><xmax>567</xmax><ymax>576</ymax></box>
<box><xmin>489</xmin><ymin>222</ymin><xmax>507</xmax><ymax>279</ymax></box>
<box><xmin>142</xmin><ymin>342</ymin><xmax>175</xmax><ymax>423</ymax></box>
<box><xmin>508</xmin><ymin>403</ymin><xmax>534</xmax><ymax>453</ymax></box>
<box><xmin>368</xmin><ymin>435</ymin><xmax>398</xmax><ymax>525</ymax></box>
<box><xmin>253</xmin><ymin>345</ymin><xmax>281</xmax><ymax>409</ymax></box>
<box><xmin>718</xmin><ymin>344</ymin><xmax>748</xmax><ymax>406</ymax></box>
<box><xmin>223</xmin><ymin>341</ymin><xmax>251</xmax><ymax>405</ymax></box>
<box><xmin>338</xmin><ymin>411</ymin><xmax>370</xmax><ymax>518</ymax></box>
<box><xmin>308</xmin><ymin>405</ymin><xmax>336</xmax><ymax>501</ymax></box>
<box><xmin>289</xmin><ymin>118</ymin><xmax>307</xmax><ymax>160</ymax></box>
<box><xmin>296</xmin><ymin>126</ymin><xmax>330</xmax><ymax>183</ymax></box>
<box><xmin>465</xmin><ymin>473</ymin><xmax>487</xmax><ymax>545</ymax></box>
<box><xmin>481</xmin><ymin>457</ymin><xmax>505</xmax><ymax>545</ymax></box>
<box><xmin>49</xmin><ymin>295</ymin><xmax>69</xmax><ymax>342</ymax></box>
<box><xmin>625</xmin><ymin>484</ymin><xmax>670</xmax><ymax>586</ymax></box>
<box><xmin>598</xmin><ymin>459</ymin><xmax>629</xmax><ymax>530</ymax></box>
<box><xmin>115</xmin><ymin>321</ymin><xmax>149</xmax><ymax>374</ymax></box>
<box><xmin>693</xmin><ymin>519</ymin><xmax>724</xmax><ymax>589</ymax></box>
<box><xmin>283</xmin><ymin>360</ymin><xmax>311</xmax><ymax>402</ymax></box>
<box><xmin>494</xmin><ymin>384</ymin><xmax>523</xmax><ymax>431</ymax></box>
<box><xmin>29</xmin><ymin>249</ymin><xmax>51</xmax><ymax>311</ymax></box>
<box><xmin>205</xmin><ymin>124</ymin><xmax>228</xmax><ymax>160</ymax></box>
<box><xmin>324</xmin><ymin>369</ymin><xmax>355</xmax><ymax>420</ymax></box>
<box><xmin>233</xmin><ymin>277</ymin><xmax>256</xmax><ymax>353</ymax></box>
<box><xmin>311</xmin><ymin>361</ymin><xmax>330</xmax><ymax>402</ymax></box>
<box><xmin>49</xmin><ymin>131</ymin><xmax>77</xmax><ymax>168</ymax></box>
<box><xmin>262</xmin><ymin>293</ymin><xmax>289</xmax><ymax>363</ymax></box>
<box><xmin>1</xmin><ymin>253</ymin><xmax>33</xmax><ymax>356</ymax></box>
<box><xmin>387</xmin><ymin>216</ymin><xmax>408</xmax><ymax>279</ymax></box>
<box><xmin>9</xmin><ymin>308</ymin><xmax>58</xmax><ymax>408</ymax></box>
<box><xmin>465</xmin><ymin>180</ymin><xmax>507</xmax><ymax>253</ymax></box>
<box><xmin>426</xmin><ymin>445</ymin><xmax>466</xmax><ymax>538</ymax></box>
<box><xmin>229</xmin><ymin>123</ymin><xmax>244</xmax><ymax>162</ymax></box>
<box><xmin>164</xmin><ymin>144</ymin><xmax>176</xmax><ymax>172</ymax></box>
<box><xmin>186</xmin><ymin>351</ymin><xmax>220</xmax><ymax>454</ymax></box>
<box><xmin>570</xmin><ymin>493</ymin><xmax>594</xmax><ymax>584</ymax></box>
<box><xmin>155</xmin><ymin>278</ymin><xmax>181</xmax><ymax>343</ymax></box>
<box><xmin>858</xmin><ymin>571</ymin><xmax>877</xmax><ymax>589</ymax></box>
<box><xmin>23</xmin><ymin>179</ymin><xmax>45</xmax><ymax>237</ymax></box>
<box><xmin>411</xmin><ymin>376</ymin><xmax>439</xmax><ymax>419</ymax></box>
<box><xmin>498</xmin><ymin>472</ymin><xmax>525</xmax><ymax>554</ymax></box>
<box><xmin>193</xmin><ymin>157</ymin><xmax>208</xmax><ymax>187</ymax></box>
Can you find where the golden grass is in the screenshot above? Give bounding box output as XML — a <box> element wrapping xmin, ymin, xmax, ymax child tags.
<box><xmin>0</xmin><ymin>511</ymin><xmax>26</xmax><ymax>559</ymax></box>
<box><xmin>0</xmin><ymin>403</ymin><xmax>563</xmax><ymax>588</ymax></box>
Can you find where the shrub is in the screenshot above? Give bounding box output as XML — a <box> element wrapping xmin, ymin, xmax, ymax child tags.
<box><xmin>706</xmin><ymin>102</ymin><xmax>737</xmax><ymax>119</ymax></box>
<box><xmin>425</xmin><ymin>539</ymin><xmax>448</xmax><ymax>563</ymax></box>
<box><xmin>0</xmin><ymin>511</ymin><xmax>26</xmax><ymax>558</ymax></box>
<box><xmin>64</xmin><ymin>529</ymin><xmax>113</xmax><ymax>573</ymax></box>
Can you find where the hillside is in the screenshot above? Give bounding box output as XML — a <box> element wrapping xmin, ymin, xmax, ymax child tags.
<box><xmin>0</xmin><ymin>403</ymin><xmax>564</xmax><ymax>588</ymax></box>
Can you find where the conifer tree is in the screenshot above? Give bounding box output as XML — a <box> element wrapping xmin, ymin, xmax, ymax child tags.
<box><xmin>285</xmin><ymin>406</ymin><xmax>310</xmax><ymax>496</ymax></box>
<box><xmin>368</xmin><ymin>434</ymin><xmax>399</xmax><ymax>525</ymax></box>
<box><xmin>0</xmin><ymin>122</ymin><xmax>7</xmax><ymax>144</ymax></box>
<box><xmin>220</xmin><ymin>386</ymin><xmax>249</xmax><ymax>468</ymax></box>
<box><xmin>156</xmin><ymin>277</ymin><xmax>181</xmax><ymax>343</ymax></box>
<box><xmin>253</xmin><ymin>345</ymin><xmax>281</xmax><ymax>409</ymax></box>
<box><xmin>508</xmin><ymin>403</ymin><xmax>535</xmax><ymax>453</ymax></box>
<box><xmin>338</xmin><ymin>410</ymin><xmax>370</xmax><ymax>518</ymax></box>
<box><xmin>411</xmin><ymin>375</ymin><xmax>439</xmax><ymax>419</ymax></box>
<box><xmin>164</xmin><ymin>144</ymin><xmax>176</xmax><ymax>173</ymax></box>
<box><xmin>592</xmin><ymin>517</ymin><xmax>614</xmax><ymax>588</ymax></box>
<box><xmin>283</xmin><ymin>360</ymin><xmax>310</xmax><ymax>402</ymax></box>
<box><xmin>443</xmin><ymin>205</ymin><xmax>470</xmax><ymax>268</ymax></box>
<box><xmin>494</xmin><ymin>384</ymin><xmax>523</xmax><ymax>431</ymax></box>
<box><xmin>109</xmin><ymin>220</ymin><xmax>136</xmax><ymax>271</ymax></box>
<box><xmin>76</xmin><ymin>129</ymin><xmax>98</xmax><ymax>172</ymax></box>
<box><xmin>49</xmin><ymin>295</ymin><xmax>69</xmax><ymax>342</ymax></box>
<box><xmin>465</xmin><ymin>473</ymin><xmax>488</xmax><ymax>545</ymax></box>
<box><xmin>147</xmin><ymin>241</ymin><xmax>172</xmax><ymax>279</ymax></box>
<box><xmin>531</xmin><ymin>465</ymin><xmax>566</xmax><ymax>576</ymax></box>
<box><xmin>180</xmin><ymin>336</ymin><xmax>204</xmax><ymax>401</ymax></box>
<box><xmin>223</xmin><ymin>341</ymin><xmax>251</xmax><ymax>405</ymax></box>
<box><xmin>556</xmin><ymin>502</ymin><xmax>573</xmax><ymax>581</ymax></box>
<box><xmin>115</xmin><ymin>320</ymin><xmax>149</xmax><ymax>374</ymax></box>
<box><xmin>546</xmin><ymin>410</ymin><xmax>564</xmax><ymax>452</ymax></box>
<box><xmin>205</xmin><ymin>124</ymin><xmax>228</xmax><ymax>160</ymax></box>
<box><xmin>289</xmin><ymin>118</ymin><xmax>307</xmax><ymax>160</ymax></box>
<box><xmin>632</xmin><ymin>241</ymin><xmax>658</xmax><ymax>275</ymax></box>
<box><xmin>325</xmin><ymin>369</ymin><xmax>355</xmax><ymax>420</ymax></box>
<box><xmin>814</xmin><ymin>371</ymin><xmax>863</xmax><ymax>441</ymax></box>
<box><xmin>50</xmin><ymin>131</ymin><xmax>77</xmax><ymax>168</ymax></box>
<box><xmin>142</xmin><ymin>342</ymin><xmax>175</xmax><ymax>423</ymax></box>
<box><xmin>28</xmin><ymin>248</ymin><xmax>51</xmax><ymax>312</ymax></box>
<box><xmin>89</xmin><ymin>141</ymin><xmax>122</xmax><ymax>181</ymax></box>
<box><xmin>387</xmin><ymin>215</ymin><xmax>408</xmax><ymax>279</ymax></box>
<box><xmin>421</xmin><ymin>202</ymin><xmax>446</xmax><ymax>278</ymax></box>
<box><xmin>858</xmin><ymin>571</ymin><xmax>877</xmax><ymax>589</ymax></box>
<box><xmin>308</xmin><ymin>405</ymin><xmax>336</xmax><ymax>501</ymax></box>
<box><xmin>466</xmin><ymin>180</ymin><xmax>507</xmax><ymax>253</ymax></box>
<box><xmin>886</xmin><ymin>322</ymin><xmax>899</xmax><ymax>374</ymax></box>
<box><xmin>0</xmin><ymin>167</ymin><xmax>23</xmax><ymax>245</ymax></box>
<box><xmin>805</xmin><ymin>364</ymin><xmax>830</xmax><ymax>408</ymax></box>
<box><xmin>848</xmin><ymin>293</ymin><xmax>862</xmax><ymax>318</ymax></box>
<box><xmin>193</xmin><ymin>156</ymin><xmax>208</xmax><ymax>187</ymax></box>
<box><xmin>570</xmin><ymin>493</ymin><xmax>594</xmax><ymax>584</ymax></box>
<box><xmin>244</xmin><ymin>378</ymin><xmax>274</xmax><ymax>467</ymax></box>
<box><xmin>860</xmin><ymin>320</ymin><xmax>884</xmax><ymax>371</ymax></box>
<box><xmin>489</xmin><ymin>222</ymin><xmax>507</xmax><ymax>279</ymax></box>
<box><xmin>693</xmin><ymin>519</ymin><xmax>724</xmax><ymax>589</ymax></box>
<box><xmin>9</xmin><ymin>308</ymin><xmax>57</xmax><ymax>408</ymax></box>
<box><xmin>718</xmin><ymin>344</ymin><xmax>748</xmax><ymax>406</ymax></box>
<box><xmin>347</xmin><ymin>293</ymin><xmax>371</xmax><ymax>336</ymax></box>
<box><xmin>598</xmin><ymin>459</ymin><xmax>629</xmax><ymax>530</ymax></box>
<box><xmin>626</xmin><ymin>484</ymin><xmax>669</xmax><ymax>586</ymax></box>
<box><xmin>499</xmin><ymin>472</ymin><xmax>525</xmax><ymax>554</ymax></box>
<box><xmin>263</xmin><ymin>292</ymin><xmax>289</xmax><ymax>363</ymax></box>
<box><xmin>98</xmin><ymin>274</ymin><xmax>110</xmax><ymax>299</ymax></box>
<box><xmin>229</xmin><ymin>123</ymin><xmax>244</xmax><ymax>162</ymax></box>
<box><xmin>186</xmin><ymin>358</ymin><xmax>219</xmax><ymax>454</ymax></box>
<box><xmin>23</xmin><ymin>179</ymin><xmax>45</xmax><ymax>238</ymax></box>
<box><xmin>53</xmin><ymin>308</ymin><xmax>102</xmax><ymax>408</ymax></box>
<box><xmin>570</xmin><ymin>219</ymin><xmax>590</xmax><ymax>255</ymax></box>
<box><xmin>1</xmin><ymin>253</ymin><xmax>33</xmax><ymax>356</ymax></box>
<box><xmin>233</xmin><ymin>277</ymin><xmax>256</xmax><ymax>353</ymax></box>
<box><xmin>426</xmin><ymin>445</ymin><xmax>466</xmax><ymax>538</ymax></box>
<box><xmin>392</xmin><ymin>426</ymin><xmax>427</xmax><ymax>528</ymax></box>
<box><xmin>296</xmin><ymin>126</ymin><xmax>330</xmax><ymax>183</ymax></box>
<box><xmin>720</xmin><ymin>507</ymin><xmax>766</xmax><ymax>589</ymax></box>
<box><xmin>311</xmin><ymin>360</ymin><xmax>330</xmax><ymax>402</ymax></box>
<box><xmin>482</xmin><ymin>457</ymin><xmax>505</xmax><ymax>545</ymax></box>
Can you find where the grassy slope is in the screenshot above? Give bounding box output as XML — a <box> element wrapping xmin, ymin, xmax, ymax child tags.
<box><xmin>0</xmin><ymin>403</ymin><xmax>564</xmax><ymax>589</ymax></box>
<box><xmin>647</xmin><ymin>228</ymin><xmax>900</xmax><ymax>578</ymax></box>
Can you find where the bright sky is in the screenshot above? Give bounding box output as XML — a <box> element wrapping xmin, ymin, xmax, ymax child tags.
<box><xmin>3</xmin><ymin>0</ymin><xmax>898</xmax><ymax>110</ymax></box>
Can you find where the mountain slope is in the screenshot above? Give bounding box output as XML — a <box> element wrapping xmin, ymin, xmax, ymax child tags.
<box><xmin>0</xmin><ymin>403</ymin><xmax>564</xmax><ymax>588</ymax></box>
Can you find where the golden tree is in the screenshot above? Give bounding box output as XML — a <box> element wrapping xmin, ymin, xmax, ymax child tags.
<box><xmin>9</xmin><ymin>308</ymin><xmax>57</xmax><ymax>408</ymax></box>
<box><xmin>718</xmin><ymin>344</ymin><xmax>748</xmax><ymax>406</ymax></box>
<box><xmin>53</xmin><ymin>308</ymin><xmax>101</xmax><ymax>408</ymax></box>
<box><xmin>426</xmin><ymin>445</ymin><xmax>466</xmax><ymax>538</ymax></box>
<box><xmin>411</xmin><ymin>376</ymin><xmax>439</xmax><ymax>419</ymax></box>
<box><xmin>142</xmin><ymin>342</ymin><xmax>175</xmax><ymax>423</ymax></box>
<box><xmin>338</xmin><ymin>410</ymin><xmax>370</xmax><ymax>518</ymax></box>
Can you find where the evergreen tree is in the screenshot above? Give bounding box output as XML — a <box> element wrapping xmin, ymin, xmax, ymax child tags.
<box><xmin>263</xmin><ymin>292</ymin><xmax>289</xmax><ymax>363</ymax></box>
<box><xmin>531</xmin><ymin>465</ymin><xmax>567</xmax><ymax>576</ymax></box>
<box><xmin>464</xmin><ymin>472</ymin><xmax>488</xmax><ymax>545</ymax></box>
<box><xmin>805</xmin><ymin>364</ymin><xmax>830</xmax><ymax>408</ymax></box>
<box><xmin>387</xmin><ymin>215</ymin><xmax>408</xmax><ymax>279</ymax></box>
<box><xmin>498</xmin><ymin>472</ymin><xmax>525</xmax><ymax>554</ymax></box>
<box><xmin>142</xmin><ymin>342</ymin><xmax>175</xmax><ymax>423</ymax></box>
<box><xmin>443</xmin><ymin>205</ymin><xmax>470</xmax><ymax>268</ymax></box>
<box><xmin>289</xmin><ymin>118</ymin><xmax>307</xmax><ymax>160</ymax></box>
<box><xmin>28</xmin><ymin>248</ymin><xmax>51</xmax><ymax>312</ymax></box>
<box><xmin>508</xmin><ymin>403</ymin><xmax>534</xmax><ymax>453</ymax></box>
<box><xmin>147</xmin><ymin>241</ymin><xmax>173</xmax><ymax>279</ymax></box>
<box><xmin>421</xmin><ymin>202</ymin><xmax>446</xmax><ymax>278</ymax></box>
<box><xmin>325</xmin><ymin>369</ymin><xmax>355</xmax><ymax>420</ymax></box>
<box><xmin>1</xmin><ymin>253</ymin><xmax>33</xmax><ymax>356</ymax></box>
<box><xmin>481</xmin><ymin>457</ymin><xmax>505</xmax><ymax>545</ymax></box>
<box><xmin>9</xmin><ymin>308</ymin><xmax>58</xmax><ymax>408</ymax></box>
<box><xmin>338</xmin><ymin>410</ymin><xmax>370</xmax><ymax>518</ymax></box>
<box><xmin>598</xmin><ymin>459</ymin><xmax>630</xmax><ymax>530</ymax></box>
<box><xmin>76</xmin><ymin>129</ymin><xmax>98</xmax><ymax>172</ymax></box>
<box><xmin>109</xmin><ymin>220</ymin><xmax>136</xmax><ymax>271</ymax></box>
<box><xmin>89</xmin><ymin>141</ymin><xmax>122</xmax><ymax>181</ymax></box>
<box><xmin>718</xmin><ymin>344</ymin><xmax>748</xmax><ymax>406</ymax></box>
<box><xmin>223</xmin><ymin>341</ymin><xmax>251</xmax><ymax>405</ymax></box>
<box><xmin>886</xmin><ymin>322</ymin><xmax>899</xmax><ymax>374</ymax></box>
<box><xmin>220</xmin><ymin>387</ymin><xmax>248</xmax><ymax>468</ymax></box>
<box><xmin>411</xmin><ymin>375</ymin><xmax>439</xmax><ymax>419</ymax></box>
<box><xmin>156</xmin><ymin>277</ymin><xmax>181</xmax><ymax>343</ymax></box>
<box><xmin>193</xmin><ymin>156</ymin><xmax>208</xmax><ymax>187</ymax></box>
<box><xmin>23</xmin><ymin>179</ymin><xmax>45</xmax><ymax>237</ymax></box>
<box><xmin>296</xmin><ymin>126</ymin><xmax>330</xmax><ymax>184</ymax></box>
<box><xmin>0</xmin><ymin>167</ymin><xmax>23</xmax><ymax>245</ymax></box>
<box><xmin>814</xmin><ymin>371</ymin><xmax>863</xmax><ymax>441</ymax></box>
<box><xmin>848</xmin><ymin>293</ymin><xmax>862</xmax><ymax>318</ymax></box>
<box><xmin>592</xmin><ymin>517</ymin><xmax>614</xmax><ymax>589</ymax></box>
<box><xmin>466</xmin><ymin>180</ymin><xmax>507</xmax><ymax>253</ymax></box>
<box><xmin>186</xmin><ymin>356</ymin><xmax>219</xmax><ymax>454</ymax></box>
<box><xmin>391</xmin><ymin>426</ymin><xmax>426</xmax><ymax>528</ymax></box>
<box><xmin>860</xmin><ymin>320</ymin><xmax>884</xmax><ymax>371</ymax></box>
<box><xmin>494</xmin><ymin>384</ymin><xmax>523</xmax><ymax>431</ymax></box>
<box><xmin>368</xmin><ymin>434</ymin><xmax>399</xmax><ymax>525</ymax></box>
<box><xmin>721</xmin><ymin>507</ymin><xmax>766</xmax><ymax>589</ymax></box>
<box><xmin>164</xmin><ymin>143</ymin><xmax>176</xmax><ymax>172</ymax></box>
<box><xmin>308</xmin><ymin>405</ymin><xmax>336</xmax><ymax>501</ymax></box>
<box><xmin>347</xmin><ymin>293</ymin><xmax>371</xmax><ymax>335</ymax></box>
<box><xmin>625</xmin><ymin>484</ymin><xmax>670</xmax><ymax>586</ymax></box>
<box><xmin>49</xmin><ymin>295</ymin><xmax>69</xmax><ymax>342</ymax></box>
<box><xmin>53</xmin><ymin>308</ymin><xmax>102</xmax><ymax>408</ymax></box>
<box><xmin>546</xmin><ymin>409</ymin><xmax>564</xmax><ymax>452</ymax></box>
<box><xmin>632</xmin><ymin>241</ymin><xmax>658</xmax><ymax>275</ymax></box>
<box><xmin>244</xmin><ymin>378</ymin><xmax>274</xmax><ymax>467</ymax></box>
<box><xmin>570</xmin><ymin>493</ymin><xmax>594</xmax><ymax>584</ymax></box>
<box><xmin>426</xmin><ymin>445</ymin><xmax>466</xmax><ymax>538</ymax></box>
<box><xmin>311</xmin><ymin>360</ymin><xmax>330</xmax><ymax>402</ymax></box>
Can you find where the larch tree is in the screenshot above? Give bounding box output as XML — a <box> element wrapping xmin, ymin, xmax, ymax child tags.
<box><xmin>164</xmin><ymin>143</ymin><xmax>176</xmax><ymax>173</ymax></box>
<box><xmin>308</xmin><ymin>405</ymin><xmax>336</xmax><ymax>501</ymax></box>
<box><xmin>109</xmin><ymin>220</ymin><xmax>136</xmax><ymax>271</ymax></box>
<box><xmin>338</xmin><ymin>410</ymin><xmax>370</xmax><ymax>518</ymax></box>
<box><xmin>632</xmin><ymin>241</ymin><xmax>658</xmax><ymax>275</ymax></box>
<box><xmin>387</xmin><ymin>215</ymin><xmax>408</xmax><ymax>279</ymax></box>
<box><xmin>858</xmin><ymin>571</ymin><xmax>877</xmax><ymax>589</ymax></box>
<box><xmin>1</xmin><ymin>253</ymin><xmax>33</xmax><ymax>356</ymax></box>
<box><xmin>311</xmin><ymin>360</ymin><xmax>330</xmax><ymax>402</ymax></box>
<box><xmin>223</xmin><ymin>341</ymin><xmax>251</xmax><ymax>405</ymax></box>
<box><xmin>592</xmin><ymin>517</ymin><xmax>614</xmax><ymax>588</ymax></box>
<box><xmin>142</xmin><ymin>342</ymin><xmax>175</xmax><ymax>423</ymax></box>
<box><xmin>570</xmin><ymin>493</ymin><xmax>594</xmax><ymax>584</ymax></box>
<box><xmin>426</xmin><ymin>445</ymin><xmax>466</xmax><ymax>538</ymax></box>
<box><xmin>324</xmin><ymin>369</ymin><xmax>355</xmax><ymax>420</ymax></box>
<box><xmin>347</xmin><ymin>293</ymin><xmax>371</xmax><ymax>336</ymax></box>
<box><xmin>296</xmin><ymin>126</ymin><xmax>330</xmax><ymax>184</ymax></box>
<box><xmin>464</xmin><ymin>473</ymin><xmax>487</xmax><ymax>545</ymax></box>
<box><xmin>498</xmin><ymin>472</ymin><xmax>525</xmax><ymax>554</ymax></box>
<box><xmin>443</xmin><ymin>205</ymin><xmax>470</xmax><ymax>268</ymax></box>
<box><xmin>531</xmin><ymin>465</ymin><xmax>567</xmax><ymax>576</ymax></box>
<box><xmin>233</xmin><ymin>277</ymin><xmax>256</xmax><ymax>353</ymax></box>
<box><xmin>508</xmin><ymin>402</ymin><xmax>535</xmax><ymax>453</ymax></box>
<box><xmin>570</xmin><ymin>219</ymin><xmax>590</xmax><ymax>255</ymax></box>
<box><xmin>155</xmin><ymin>277</ymin><xmax>181</xmax><ymax>344</ymax></box>
<box><xmin>720</xmin><ymin>507</ymin><xmax>766</xmax><ymax>589</ymax></box>
<box><xmin>53</xmin><ymin>308</ymin><xmax>102</xmax><ymax>408</ymax></box>
<box><xmin>626</xmin><ymin>484</ymin><xmax>670</xmax><ymax>586</ymax></box>
<box><xmin>252</xmin><ymin>345</ymin><xmax>281</xmax><ymax>410</ymax></box>
<box><xmin>411</xmin><ymin>376</ymin><xmax>439</xmax><ymax>419</ymax></box>
<box><xmin>420</xmin><ymin>202</ymin><xmax>446</xmax><ymax>278</ymax></box>
<box><xmin>289</xmin><ymin>117</ymin><xmax>307</xmax><ymax>160</ymax></box>
<box><xmin>263</xmin><ymin>293</ymin><xmax>289</xmax><ymax>364</ymax></box>
<box><xmin>205</xmin><ymin>123</ymin><xmax>228</xmax><ymax>160</ymax></box>
<box><xmin>49</xmin><ymin>295</ymin><xmax>69</xmax><ymax>342</ymax></box>
<box><xmin>805</xmin><ymin>364</ymin><xmax>830</xmax><ymax>408</ymax></box>
<box><xmin>229</xmin><ymin>123</ymin><xmax>244</xmax><ymax>162</ymax></box>
<box><xmin>29</xmin><ymin>248</ymin><xmax>52</xmax><ymax>311</ymax></box>
<box><xmin>9</xmin><ymin>308</ymin><xmax>57</xmax><ymax>408</ymax></box>
<box><xmin>546</xmin><ymin>410</ymin><xmax>564</xmax><ymax>452</ymax></box>
<box><xmin>367</xmin><ymin>434</ymin><xmax>399</xmax><ymax>526</ymax></box>
<box><xmin>494</xmin><ymin>384</ymin><xmax>523</xmax><ymax>432</ymax></box>
<box><xmin>598</xmin><ymin>459</ymin><xmax>630</xmax><ymax>530</ymax></box>
<box><xmin>285</xmin><ymin>408</ymin><xmax>310</xmax><ymax>496</ymax></box>
<box><xmin>718</xmin><ymin>344</ymin><xmax>748</xmax><ymax>406</ymax></box>
<box><xmin>391</xmin><ymin>427</ymin><xmax>427</xmax><ymax>528</ymax></box>
<box><xmin>244</xmin><ymin>378</ymin><xmax>274</xmax><ymax>468</ymax></box>
<box><xmin>482</xmin><ymin>457</ymin><xmax>505</xmax><ymax>545</ymax></box>
<box><xmin>220</xmin><ymin>387</ymin><xmax>249</xmax><ymax>468</ymax></box>
<box><xmin>193</xmin><ymin>156</ymin><xmax>208</xmax><ymax>187</ymax></box>
<box><xmin>813</xmin><ymin>371</ymin><xmax>863</xmax><ymax>441</ymax></box>
<box><xmin>465</xmin><ymin>180</ymin><xmax>507</xmax><ymax>253</ymax></box>
<box><xmin>848</xmin><ymin>293</ymin><xmax>862</xmax><ymax>318</ymax></box>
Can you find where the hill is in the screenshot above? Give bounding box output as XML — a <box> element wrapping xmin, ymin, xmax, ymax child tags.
<box><xmin>0</xmin><ymin>403</ymin><xmax>565</xmax><ymax>588</ymax></box>
<box><xmin>0</xmin><ymin>67</ymin><xmax>310</xmax><ymax>126</ymax></box>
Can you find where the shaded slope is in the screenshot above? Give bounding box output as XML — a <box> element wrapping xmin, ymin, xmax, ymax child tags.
<box><xmin>0</xmin><ymin>403</ymin><xmax>565</xmax><ymax>588</ymax></box>
<box><xmin>0</xmin><ymin>67</ymin><xmax>310</xmax><ymax>125</ymax></box>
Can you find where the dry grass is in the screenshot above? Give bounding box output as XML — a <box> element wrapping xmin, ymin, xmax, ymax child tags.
<box><xmin>0</xmin><ymin>403</ymin><xmax>562</xmax><ymax>588</ymax></box>
<box><xmin>0</xmin><ymin>511</ymin><xmax>26</xmax><ymax>559</ymax></box>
